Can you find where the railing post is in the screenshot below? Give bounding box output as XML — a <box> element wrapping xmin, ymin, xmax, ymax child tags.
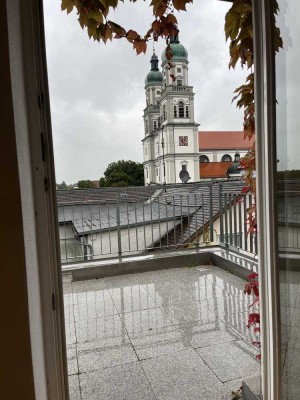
<box><xmin>116</xmin><ymin>197</ymin><xmax>122</xmax><ymax>262</ymax></box>
<box><xmin>219</xmin><ymin>183</ymin><xmax>224</xmax><ymax>244</ymax></box>
<box><xmin>209</xmin><ymin>183</ymin><xmax>214</xmax><ymax>242</ymax></box>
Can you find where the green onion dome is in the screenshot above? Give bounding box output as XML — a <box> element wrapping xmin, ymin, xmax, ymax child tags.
<box><xmin>161</xmin><ymin>35</ymin><xmax>188</xmax><ymax>63</ymax></box>
<box><xmin>145</xmin><ymin>53</ymin><xmax>163</xmax><ymax>85</ymax></box>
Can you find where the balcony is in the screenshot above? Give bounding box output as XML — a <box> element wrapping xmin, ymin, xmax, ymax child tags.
<box><xmin>59</xmin><ymin>182</ymin><xmax>261</xmax><ymax>399</ymax></box>
<box><xmin>163</xmin><ymin>85</ymin><xmax>193</xmax><ymax>94</ymax></box>
<box><xmin>64</xmin><ymin>262</ymin><xmax>260</xmax><ymax>400</ymax></box>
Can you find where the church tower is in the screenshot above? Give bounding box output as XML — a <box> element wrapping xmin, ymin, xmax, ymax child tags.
<box><xmin>142</xmin><ymin>34</ymin><xmax>200</xmax><ymax>185</ymax></box>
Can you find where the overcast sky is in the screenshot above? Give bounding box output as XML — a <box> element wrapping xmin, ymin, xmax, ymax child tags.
<box><xmin>43</xmin><ymin>0</ymin><xmax>247</xmax><ymax>184</ymax></box>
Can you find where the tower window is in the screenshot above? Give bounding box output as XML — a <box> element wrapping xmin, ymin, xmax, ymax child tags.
<box><xmin>162</xmin><ymin>105</ymin><xmax>167</xmax><ymax>121</ymax></box>
<box><xmin>174</xmin><ymin>105</ymin><xmax>177</xmax><ymax>118</ymax></box>
<box><xmin>154</xmin><ymin>120</ymin><xmax>157</xmax><ymax>130</ymax></box>
<box><xmin>182</xmin><ymin>164</ymin><xmax>187</xmax><ymax>171</ymax></box>
<box><xmin>199</xmin><ymin>155</ymin><xmax>209</xmax><ymax>163</ymax></box>
<box><xmin>145</xmin><ymin>119</ymin><xmax>149</xmax><ymax>133</ymax></box>
<box><xmin>158</xmin><ymin>117</ymin><xmax>161</xmax><ymax>128</ymax></box>
<box><xmin>177</xmin><ymin>80</ymin><xmax>183</xmax><ymax>86</ymax></box>
<box><xmin>177</xmin><ymin>68</ymin><xmax>182</xmax><ymax>73</ymax></box>
<box><xmin>221</xmin><ymin>154</ymin><xmax>232</xmax><ymax>162</ymax></box>
<box><xmin>178</xmin><ymin>101</ymin><xmax>184</xmax><ymax>117</ymax></box>
<box><xmin>186</xmin><ymin>106</ymin><xmax>189</xmax><ymax>118</ymax></box>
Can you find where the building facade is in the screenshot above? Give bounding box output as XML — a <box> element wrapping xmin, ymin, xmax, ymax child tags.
<box><xmin>142</xmin><ymin>35</ymin><xmax>200</xmax><ymax>185</ymax></box>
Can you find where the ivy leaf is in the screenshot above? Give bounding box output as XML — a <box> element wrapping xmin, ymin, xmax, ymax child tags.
<box><xmin>61</xmin><ymin>0</ymin><xmax>75</xmax><ymax>14</ymax></box>
<box><xmin>133</xmin><ymin>39</ymin><xmax>147</xmax><ymax>54</ymax></box>
<box><xmin>87</xmin><ymin>19</ymin><xmax>98</xmax><ymax>39</ymax></box>
<box><xmin>88</xmin><ymin>10</ymin><xmax>103</xmax><ymax>24</ymax></box>
<box><xmin>127</xmin><ymin>29</ymin><xmax>141</xmax><ymax>41</ymax></box>
<box><xmin>172</xmin><ymin>0</ymin><xmax>192</xmax><ymax>12</ymax></box>
<box><xmin>108</xmin><ymin>21</ymin><xmax>126</xmax><ymax>37</ymax></box>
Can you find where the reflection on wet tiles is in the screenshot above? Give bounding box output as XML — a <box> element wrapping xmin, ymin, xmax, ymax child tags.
<box><xmin>176</xmin><ymin>319</ymin><xmax>238</xmax><ymax>349</ymax></box>
<box><xmin>75</xmin><ymin>314</ymin><xmax>126</xmax><ymax>343</ymax></box>
<box><xmin>120</xmin><ymin>308</ymin><xmax>174</xmax><ymax>334</ymax></box>
<box><xmin>64</xmin><ymin>265</ymin><xmax>261</xmax><ymax>400</ymax></box>
<box><xmin>109</xmin><ymin>285</ymin><xmax>157</xmax><ymax>313</ymax></box>
<box><xmin>127</xmin><ymin>326</ymin><xmax>186</xmax><ymax>360</ymax></box>
<box><xmin>73</xmin><ymin>299</ymin><xmax>117</xmax><ymax>321</ymax></box>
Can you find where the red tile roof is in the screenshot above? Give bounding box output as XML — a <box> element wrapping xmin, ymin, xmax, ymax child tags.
<box><xmin>199</xmin><ymin>131</ymin><xmax>254</xmax><ymax>150</ymax></box>
<box><xmin>199</xmin><ymin>162</ymin><xmax>232</xmax><ymax>179</ymax></box>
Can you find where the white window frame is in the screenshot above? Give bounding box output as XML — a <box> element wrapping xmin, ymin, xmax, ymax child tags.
<box><xmin>6</xmin><ymin>0</ymin><xmax>69</xmax><ymax>398</ymax></box>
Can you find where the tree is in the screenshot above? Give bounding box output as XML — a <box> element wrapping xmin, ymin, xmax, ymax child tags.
<box><xmin>77</xmin><ymin>180</ymin><xmax>96</xmax><ymax>188</ymax></box>
<box><xmin>57</xmin><ymin>181</ymin><xmax>67</xmax><ymax>189</ymax></box>
<box><xmin>100</xmin><ymin>160</ymin><xmax>144</xmax><ymax>187</ymax></box>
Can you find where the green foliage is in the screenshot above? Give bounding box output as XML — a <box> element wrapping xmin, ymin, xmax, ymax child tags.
<box><xmin>277</xmin><ymin>170</ymin><xmax>300</xmax><ymax>179</ymax></box>
<box><xmin>77</xmin><ymin>179</ymin><xmax>96</xmax><ymax>188</ymax></box>
<box><xmin>56</xmin><ymin>181</ymin><xmax>76</xmax><ymax>190</ymax></box>
<box><xmin>100</xmin><ymin>160</ymin><xmax>144</xmax><ymax>187</ymax></box>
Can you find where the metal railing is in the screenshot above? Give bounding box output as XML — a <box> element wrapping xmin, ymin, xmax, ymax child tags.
<box><xmin>57</xmin><ymin>181</ymin><xmax>256</xmax><ymax>264</ymax></box>
<box><xmin>218</xmin><ymin>184</ymin><xmax>258</xmax><ymax>256</ymax></box>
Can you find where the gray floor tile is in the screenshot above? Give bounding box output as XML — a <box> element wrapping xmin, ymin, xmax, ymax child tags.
<box><xmin>161</xmin><ymin>298</ymin><xmax>215</xmax><ymax>326</ymax></box>
<box><xmin>176</xmin><ymin>319</ymin><xmax>238</xmax><ymax>349</ymax></box>
<box><xmin>68</xmin><ymin>375</ymin><xmax>81</xmax><ymax>400</ymax></box>
<box><xmin>65</xmin><ymin>310</ymin><xmax>77</xmax><ymax>345</ymax></box>
<box><xmin>196</xmin><ymin>341</ymin><xmax>260</xmax><ymax>383</ymax></box>
<box><xmin>72</xmin><ymin>279</ymin><xmax>107</xmax><ymax>293</ymax></box>
<box><xmin>72</xmin><ymin>286</ymin><xmax>111</xmax><ymax>305</ymax></box>
<box><xmin>79</xmin><ymin>362</ymin><xmax>156</xmax><ymax>400</ymax></box>
<box><xmin>120</xmin><ymin>308</ymin><xmax>174</xmax><ymax>334</ymax></box>
<box><xmin>104</xmin><ymin>273</ymin><xmax>142</xmax><ymax>289</ymax></box>
<box><xmin>77</xmin><ymin>341</ymin><xmax>138</xmax><ymax>372</ymax></box>
<box><xmin>67</xmin><ymin>346</ymin><xmax>79</xmax><ymax>375</ymax></box>
<box><xmin>73</xmin><ymin>298</ymin><xmax>117</xmax><ymax>321</ymax></box>
<box><xmin>141</xmin><ymin>348</ymin><xmax>224</xmax><ymax>400</ymax></box>
<box><xmin>75</xmin><ymin>314</ymin><xmax>126</xmax><ymax>343</ymax></box>
<box><xmin>129</xmin><ymin>325</ymin><xmax>189</xmax><ymax>360</ymax></box>
<box><xmin>110</xmin><ymin>285</ymin><xmax>157</xmax><ymax>313</ymax></box>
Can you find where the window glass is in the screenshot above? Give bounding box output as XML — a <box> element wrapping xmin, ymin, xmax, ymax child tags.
<box><xmin>199</xmin><ymin>155</ymin><xmax>209</xmax><ymax>163</ymax></box>
<box><xmin>177</xmin><ymin>80</ymin><xmax>183</xmax><ymax>86</ymax></box>
<box><xmin>178</xmin><ymin>101</ymin><xmax>184</xmax><ymax>117</ymax></box>
<box><xmin>276</xmin><ymin>2</ymin><xmax>300</xmax><ymax>399</ymax></box>
<box><xmin>221</xmin><ymin>154</ymin><xmax>232</xmax><ymax>162</ymax></box>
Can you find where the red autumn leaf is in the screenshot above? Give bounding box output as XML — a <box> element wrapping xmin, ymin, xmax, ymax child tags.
<box><xmin>248</xmin><ymin>272</ymin><xmax>258</xmax><ymax>280</ymax></box>
<box><xmin>133</xmin><ymin>39</ymin><xmax>147</xmax><ymax>55</ymax></box>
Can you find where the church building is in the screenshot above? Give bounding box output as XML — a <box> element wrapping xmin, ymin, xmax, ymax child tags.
<box><xmin>142</xmin><ymin>34</ymin><xmax>200</xmax><ymax>185</ymax></box>
<box><xmin>142</xmin><ymin>34</ymin><xmax>254</xmax><ymax>184</ymax></box>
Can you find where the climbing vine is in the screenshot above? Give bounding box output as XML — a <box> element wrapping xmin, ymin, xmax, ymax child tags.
<box><xmin>225</xmin><ymin>0</ymin><xmax>282</xmax><ymax>360</ymax></box>
<box><xmin>61</xmin><ymin>0</ymin><xmax>191</xmax><ymax>54</ymax></box>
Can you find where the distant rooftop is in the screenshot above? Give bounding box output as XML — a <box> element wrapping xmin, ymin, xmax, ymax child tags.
<box><xmin>199</xmin><ymin>162</ymin><xmax>232</xmax><ymax>179</ymax></box>
<box><xmin>199</xmin><ymin>131</ymin><xmax>254</xmax><ymax>151</ymax></box>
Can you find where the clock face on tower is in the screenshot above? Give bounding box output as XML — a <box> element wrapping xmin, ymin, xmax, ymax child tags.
<box><xmin>179</xmin><ymin>136</ymin><xmax>188</xmax><ymax>146</ymax></box>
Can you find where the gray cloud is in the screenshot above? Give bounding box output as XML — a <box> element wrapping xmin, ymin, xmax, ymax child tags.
<box><xmin>44</xmin><ymin>0</ymin><xmax>246</xmax><ymax>183</ymax></box>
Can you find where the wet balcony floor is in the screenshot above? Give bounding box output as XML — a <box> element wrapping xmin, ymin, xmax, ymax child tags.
<box><xmin>63</xmin><ymin>265</ymin><xmax>260</xmax><ymax>400</ymax></box>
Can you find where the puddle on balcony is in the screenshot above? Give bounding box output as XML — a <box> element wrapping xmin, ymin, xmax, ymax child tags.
<box><xmin>63</xmin><ymin>265</ymin><xmax>260</xmax><ymax>400</ymax></box>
